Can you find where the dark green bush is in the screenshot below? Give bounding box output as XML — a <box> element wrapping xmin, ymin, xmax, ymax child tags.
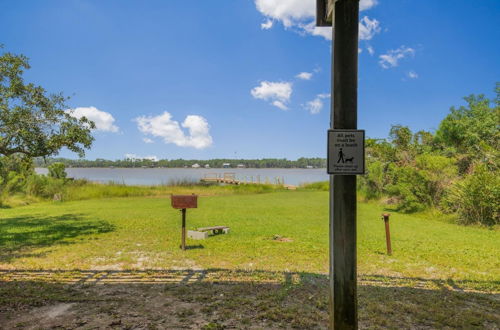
<box><xmin>415</xmin><ymin>154</ymin><xmax>457</xmax><ymax>206</ymax></box>
<box><xmin>48</xmin><ymin>162</ymin><xmax>67</xmax><ymax>179</ymax></box>
<box><xmin>360</xmin><ymin>160</ymin><xmax>386</xmax><ymax>199</ymax></box>
<box><xmin>442</xmin><ymin>164</ymin><xmax>499</xmax><ymax>226</ymax></box>
<box><xmin>386</xmin><ymin>164</ymin><xmax>428</xmax><ymax>212</ymax></box>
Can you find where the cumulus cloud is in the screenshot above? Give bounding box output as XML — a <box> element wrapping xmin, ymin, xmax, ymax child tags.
<box><xmin>66</xmin><ymin>106</ymin><xmax>119</xmax><ymax>132</ymax></box>
<box><xmin>360</xmin><ymin>0</ymin><xmax>378</xmax><ymax>11</ymax></box>
<box><xmin>303</xmin><ymin>93</ymin><xmax>330</xmax><ymax>115</ymax></box>
<box><xmin>272</xmin><ymin>100</ymin><xmax>288</xmax><ymax>110</ymax></box>
<box><xmin>359</xmin><ymin>16</ymin><xmax>381</xmax><ymax>41</ymax></box>
<box><xmin>261</xmin><ymin>19</ymin><xmax>273</xmax><ymax>29</ymax></box>
<box><xmin>367</xmin><ymin>46</ymin><xmax>375</xmax><ymax>55</ymax></box>
<box><xmin>251</xmin><ymin>81</ymin><xmax>292</xmax><ymax>110</ymax></box>
<box><xmin>142</xmin><ymin>137</ymin><xmax>154</xmax><ymax>144</ymax></box>
<box><xmin>135</xmin><ymin>112</ymin><xmax>213</xmax><ymax>149</ymax></box>
<box><xmin>125</xmin><ymin>154</ymin><xmax>159</xmax><ymax>162</ymax></box>
<box><xmin>379</xmin><ymin>46</ymin><xmax>416</xmax><ymax>69</ymax></box>
<box><xmin>296</xmin><ymin>72</ymin><xmax>313</xmax><ymax>80</ymax></box>
<box><xmin>407</xmin><ymin>70</ymin><xmax>418</xmax><ymax>79</ymax></box>
<box><xmin>255</xmin><ymin>0</ymin><xmax>379</xmax><ymax>40</ymax></box>
<box><xmin>255</xmin><ymin>0</ymin><xmax>315</xmax><ymax>28</ymax></box>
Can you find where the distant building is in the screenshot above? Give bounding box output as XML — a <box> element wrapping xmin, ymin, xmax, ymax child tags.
<box><xmin>204</xmin><ymin>164</ymin><xmax>210</xmax><ymax>168</ymax></box>
<box><xmin>306</xmin><ymin>165</ymin><xmax>314</xmax><ymax>169</ymax></box>
<box><xmin>237</xmin><ymin>164</ymin><xmax>246</xmax><ymax>168</ymax></box>
<box><xmin>222</xmin><ymin>163</ymin><xmax>231</xmax><ymax>168</ymax></box>
<box><xmin>192</xmin><ymin>163</ymin><xmax>201</xmax><ymax>168</ymax></box>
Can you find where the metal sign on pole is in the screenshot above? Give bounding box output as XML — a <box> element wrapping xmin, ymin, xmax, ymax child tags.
<box><xmin>317</xmin><ymin>0</ymin><xmax>362</xmax><ymax>329</ymax></box>
<box><xmin>327</xmin><ymin>129</ymin><xmax>365</xmax><ymax>175</ymax></box>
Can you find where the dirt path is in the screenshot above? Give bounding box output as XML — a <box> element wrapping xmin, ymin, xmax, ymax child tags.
<box><xmin>0</xmin><ymin>269</ymin><xmax>498</xmax><ymax>329</ymax></box>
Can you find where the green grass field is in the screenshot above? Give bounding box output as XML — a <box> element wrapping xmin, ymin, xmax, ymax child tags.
<box><xmin>0</xmin><ymin>189</ymin><xmax>499</xmax><ymax>328</ymax></box>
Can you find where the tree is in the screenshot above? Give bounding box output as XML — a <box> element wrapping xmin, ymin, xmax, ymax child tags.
<box><xmin>389</xmin><ymin>125</ymin><xmax>413</xmax><ymax>149</ymax></box>
<box><xmin>0</xmin><ymin>47</ymin><xmax>94</xmax><ymax>158</ymax></box>
<box><xmin>435</xmin><ymin>87</ymin><xmax>499</xmax><ymax>172</ymax></box>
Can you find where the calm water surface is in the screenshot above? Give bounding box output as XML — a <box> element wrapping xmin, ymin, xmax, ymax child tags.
<box><xmin>35</xmin><ymin>168</ymin><xmax>328</xmax><ymax>186</ymax></box>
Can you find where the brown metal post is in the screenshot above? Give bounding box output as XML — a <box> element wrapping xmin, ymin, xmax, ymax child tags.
<box><xmin>181</xmin><ymin>208</ymin><xmax>186</xmax><ymax>250</ymax></box>
<box><xmin>382</xmin><ymin>213</ymin><xmax>392</xmax><ymax>255</ymax></box>
<box><xmin>330</xmin><ymin>1</ymin><xmax>359</xmax><ymax>329</ymax></box>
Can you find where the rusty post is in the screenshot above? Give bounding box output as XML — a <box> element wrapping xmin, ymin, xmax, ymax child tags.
<box><xmin>181</xmin><ymin>208</ymin><xmax>186</xmax><ymax>250</ymax></box>
<box><xmin>382</xmin><ymin>213</ymin><xmax>392</xmax><ymax>255</ymax></box>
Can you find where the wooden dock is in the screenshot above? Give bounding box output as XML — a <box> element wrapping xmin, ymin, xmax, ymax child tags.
<box><xmin>200</xmin><ymin>173</ymin><xmax>297</xmax><ymax>190</ymax></box>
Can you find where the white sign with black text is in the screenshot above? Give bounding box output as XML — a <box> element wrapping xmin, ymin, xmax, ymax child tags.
<box><xmin>327</xmin><ymin>129</ymin><xmax>365</xmax><ymax>175</ymax></box>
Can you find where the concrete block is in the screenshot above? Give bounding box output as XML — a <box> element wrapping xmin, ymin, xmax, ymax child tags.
<box><xmin>188</xmin><ymin>230</ymin><xmax>208</xmax><ymax>240</ymax></box>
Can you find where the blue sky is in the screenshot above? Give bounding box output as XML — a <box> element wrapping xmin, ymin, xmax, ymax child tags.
<box><xmin>1</xmin><ymin>0</ymin><xmax>499</xmax><ymax>160</ymax></box>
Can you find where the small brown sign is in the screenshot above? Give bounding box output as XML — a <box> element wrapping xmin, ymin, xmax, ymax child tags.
<box><xmin>171</xmin><ymin>195</ymin><xmax>198</xmax><ymax>209</ymax></box>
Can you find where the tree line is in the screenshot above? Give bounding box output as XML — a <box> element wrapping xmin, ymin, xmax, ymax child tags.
<box><xmin>33</xmin><ymin>157</ymin><xmax>327</xmax><ymax>169</ymax></box>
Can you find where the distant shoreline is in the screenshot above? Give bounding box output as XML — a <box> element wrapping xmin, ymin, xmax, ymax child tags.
<box><xmin>35</xmin><ymin>166</ymin><xmax>327</xmax><ymax>170</ymax></box>
<box><xmin>34</xmin><ymin>167</ymin><xmax>329</xmax><ymax>186</ymax></box>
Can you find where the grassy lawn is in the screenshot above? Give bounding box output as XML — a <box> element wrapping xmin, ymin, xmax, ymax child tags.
<box><xmin>0</xmin><ymin>190</ymin><xmax>499</xmax><ymax>328</ymax></box>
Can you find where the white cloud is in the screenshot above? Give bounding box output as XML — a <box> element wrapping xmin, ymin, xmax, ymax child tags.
<box><xmin>272</xmin><ymin>100</ymin><xmax>288</xmax><ymax>110</ymax></box>
<box><xmin>296</xmin><ymin>72</ymin><xmax>313</xmax><ymax>80</ymax></box>
<box><xmin>67</xmin><ymin>106</ymin><xmax>119</xmax><ymax>132</ymax></box>
<box><xmin>360</xmin><ymin>0</ymin><xmax>378</xmax><ymax>11</ymax></box>
<box><xmin>261</xmin><ymin>19</ymin><xmax>274</xmax><ymax>29</ymax></box>
<box><xmin>251</xmin><ymin>81</ymin><xmax>292</xmax><ymax>110</ymax></box>
<box><xmin>359</xmin><ymin>16</ymin><xmax>381</xmax><ymax>41</ymax></box>
<box><xmin>125</xmin><ymin>154</ymin><xmax>158</xmax><ymax>162</ymax></box>
<box><xmin>142</xmin><ymin>137</ymin><xmax>154</xmax><ymax>144</ymax></box>
<box><xmin>255</xmin><ymin>0</ymin><xmax>314</xmax><ymax>28</ymax></box>
<box><xmin>367</xmin><ymin>46</ymin><xmax>375</xmax><ymax>55</ymax></box>
<box><xmin>303</xmin><ymin>93</ymin><xmax>330</xmax><ymax>115</ymax></box>
<box><xmin>135</xmin><ymin>112</ymin><xmax>213</xmax><ymax>149</ymax></box>
<box><xmin>407</xmin><ymin>70</ymin><xmax>418</xmax><ymax>79</ymax></box>
<box><xmin>379</xmin><ymin>46</ymin><xmax>416</xmax><ymax>69</ymax></box>
<box><xmin>255</xmin><ymin>0</ymin><xmax>379</xmax><ymax>40</ymax></box>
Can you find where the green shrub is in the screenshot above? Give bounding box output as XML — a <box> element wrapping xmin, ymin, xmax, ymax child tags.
<box><xmin>415</xmin><ymin>154</ymin><xmax>457</xmax><ymax>206</ymax></box>
<box><xmin>360</xmin><ymin>160</ymin><xmax>386</xmax><ymax>199</ymax></box>
<box><xmin>442</xmin><ymin>164</ymin><xmax>499</xmax><ymax>226</ymax></box>
<box><xmin>386</xmin><ymin>165</ymin><xmax>429</xmax><ymax>212</ymax></box>
<box><xmin>25</xmin><ymin>174</ymin><xmax>66</xmax><ymax>199</ymax></box>
<box><xmin>48</xmin><ymin>162</ymin><xmax>67</xmax><ymax>179</ymax></box>
<box><xmin>25</xmin><ymin>174</ymin><xmax>49</xmax><ymax>197</ymax></box>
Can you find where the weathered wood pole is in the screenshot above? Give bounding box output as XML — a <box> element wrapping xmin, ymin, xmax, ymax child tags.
<box><xmin>382</xmin><ymin>213</ymin><xmax>392</xmax><ymax>255</ymax></box>
<box><xmin>330</xmin><ymin>0</ymin><xmax>359</xmax><ymax>329</ymax></box>
<box><xmin>181</xmin><ymin>208</ymin><xmax>186</xmax><ymax>250</ymax></box>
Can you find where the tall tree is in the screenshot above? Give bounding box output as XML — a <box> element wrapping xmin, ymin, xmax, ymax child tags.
<box><xmin>435</xmin><ymin>88</ymin><xmax>499</xmax><ymax>153</ymax></box>
<box><xmin>0</xmin><ymin>47</ymin><xmax>94</xmax><ymax>158</ymax></box>
<box><xmin>435</xmin><ymin>86</ymin><xmax>499</xmax><ymax>172</ymax></box>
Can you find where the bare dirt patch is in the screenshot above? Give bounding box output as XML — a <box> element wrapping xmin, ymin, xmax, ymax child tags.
<box><xmin>0</xmin><ymin>270</ymin><xmax>498</xmax><ymax>329</ymax></box>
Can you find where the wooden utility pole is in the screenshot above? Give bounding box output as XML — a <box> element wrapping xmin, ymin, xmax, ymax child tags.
<box><xmin>325</xmin><ymin>0</ymin><xmax>360</xmax><ymax>329</ymax></box>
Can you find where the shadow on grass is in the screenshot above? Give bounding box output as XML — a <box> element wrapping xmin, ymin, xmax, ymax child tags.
<box><xmin>184</xmin><ymin>244</ymin><xmax>204</xmax><ymax>250</ymax></box>
<box><xmin>0</xmin><ymin>214</ymin><xmax>115</xmax><ymax>262</ymax></box>
<box><xmin>0</xmin><ymin>269</ymin><xmax>498</xmax><ymax>329</ymax></box>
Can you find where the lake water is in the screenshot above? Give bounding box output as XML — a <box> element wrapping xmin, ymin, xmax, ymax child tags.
<box><xmin>35</xmin><ymin>167</ymin><xmax>329</xmax><ymax>186</ymax></box>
